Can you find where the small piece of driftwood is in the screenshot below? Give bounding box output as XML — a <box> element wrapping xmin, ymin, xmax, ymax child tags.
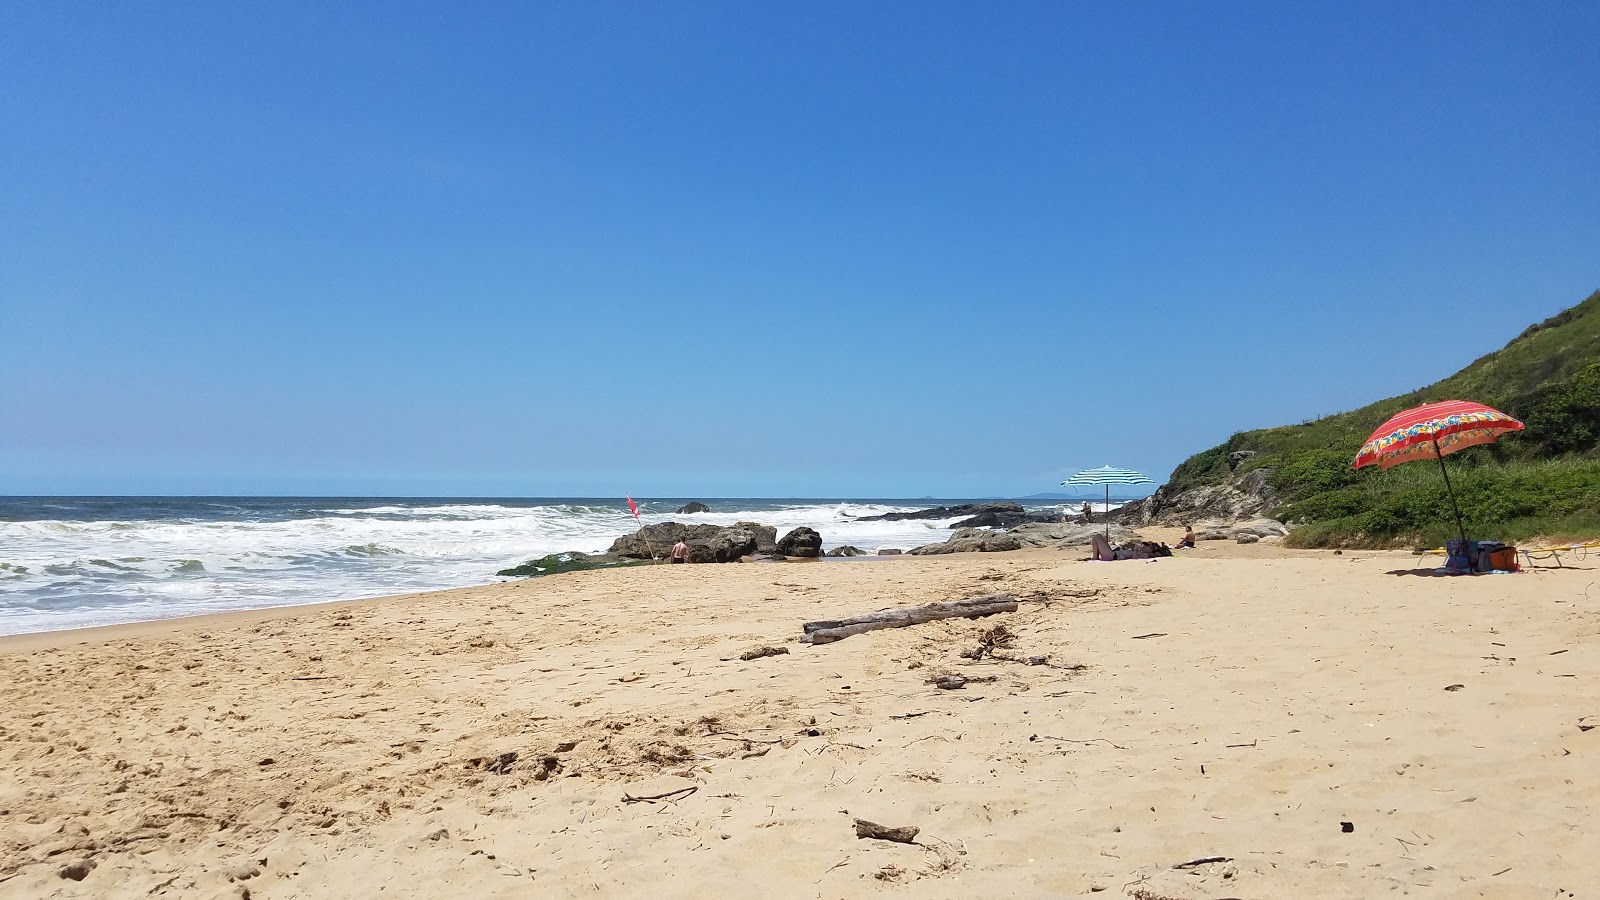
<box><xmin>1173</xmin><ymin>855</ymin><xmax>1232</xmax><ymax>869</ymax></box>
<box><xmin>854</xmin><ymin>819</ymin><xmax>919</xmax><ymax>843</ymax></box>
<box><xmin>802</xmin><ymin>594</ymin><xmax>1017</xmax><ymax>645</ymax></box>
<box><xmin>740</xmin><ymin>646</ymin><xmax>789</xmax><ymax>661</ymax></box>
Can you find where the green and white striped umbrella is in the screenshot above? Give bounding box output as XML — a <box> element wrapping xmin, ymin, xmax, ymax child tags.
<box><xmin>1061</xmin><ymin>465</ymin><xmax>1156</xmax><ymax>487</ymax></box>
<box><xmin>1061</xmin><ymin>465</ymin><xmax>1156</xmax><ymax>537</ymax></box>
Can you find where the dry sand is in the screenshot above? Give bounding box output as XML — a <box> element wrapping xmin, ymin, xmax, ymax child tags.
<box><xmin>2</xmin><ymin>536</ymin><xmax>1596</xmax><ymax>899</ymax></box>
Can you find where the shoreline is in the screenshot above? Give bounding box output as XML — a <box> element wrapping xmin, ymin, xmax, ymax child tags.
<box><xmin>0</xmin><ymin>554</ymin><xmax>927</xmax><ymax>649</ymax></box>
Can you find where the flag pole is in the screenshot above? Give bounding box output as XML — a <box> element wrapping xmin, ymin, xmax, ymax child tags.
<box><xmin>627</xmin><ymin>495</ymin><xmax>661</xmax><ymax>561</ymax></box>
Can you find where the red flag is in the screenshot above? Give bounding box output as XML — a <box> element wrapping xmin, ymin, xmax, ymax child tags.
<box><xmin>626</xmin><ymin>495</ymin><xmax>641</xmax><ymax>521</ymax></box>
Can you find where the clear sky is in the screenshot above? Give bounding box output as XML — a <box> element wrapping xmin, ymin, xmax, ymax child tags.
<box><xmin>3</xmin><ymin>1</ymin><xmax>1597</xmax><ymax>498</ymax></box>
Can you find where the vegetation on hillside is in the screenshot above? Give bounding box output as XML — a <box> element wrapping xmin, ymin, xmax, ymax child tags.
<box><xmin>1164</xmin><ymin>289</ymin><xmax>1600</xmax><ymax>548</ymax></box>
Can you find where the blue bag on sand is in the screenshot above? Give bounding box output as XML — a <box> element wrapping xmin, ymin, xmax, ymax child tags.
<box><xmin>1445</xmin><ymin>539</ymin><xmax>1475</xmax><ymax>573</ymax></box>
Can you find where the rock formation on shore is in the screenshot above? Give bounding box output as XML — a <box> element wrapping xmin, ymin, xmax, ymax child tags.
<box><xmin>1109</xmin><ymin>468</ymin><xmax>1279</xmax><ymax>527</ymax></box>
<box><xmin>908</xmin><ymin>522</ymin><xmax>1135</xmax><ymax>555</ymax></box>
<box><xmin>777</xmin><ymin>527</ymin><xmax>823</xmax><ymax>558</ymax></box>
<box><xmin>675</xmin><ymin>502</ymin><xmax>710</xmax><ymax>514</ymax></box>
<box><xmin>607</xmin><ymin>522</ymin><xmax>774</xmax><ymax>563</ymax></box>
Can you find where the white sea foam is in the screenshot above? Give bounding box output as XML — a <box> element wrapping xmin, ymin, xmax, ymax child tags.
<box><xmin>0</xmin><ymin>499</ymin><xmax>1046</xmax><ymax>635</ymax></box>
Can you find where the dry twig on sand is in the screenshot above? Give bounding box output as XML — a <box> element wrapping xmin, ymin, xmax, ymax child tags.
<box><xmin>622</xmin><ymin>786</ymin><xmax>698</xmax><ymax>804</ymax></box>
<box><xmin>1172</xmin><ymin>855</ymin><xmax>1232</xmax><ymax>868</ymax></box>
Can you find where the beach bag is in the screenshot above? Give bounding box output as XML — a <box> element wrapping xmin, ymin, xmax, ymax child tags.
<box><xmin>1484</xmin><ymin>546</ymin><xmax>1518</xmax><ymax>572</ymax></box>
<box><xmin>1445</xmin><ymin>539</ymin><xmax>1474</xmax><ymax>572</ymax></box>
<box><xmin>1474</xmin><ymin>541</ymin><xmax>1507</xmax><ymax>573</ymax></box>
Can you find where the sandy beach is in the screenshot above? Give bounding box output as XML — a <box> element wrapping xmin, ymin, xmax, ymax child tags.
<box><xmin>2</xmin><ymin>536</ymin><xmax>1596</xmax><ymax>899</ymax></box>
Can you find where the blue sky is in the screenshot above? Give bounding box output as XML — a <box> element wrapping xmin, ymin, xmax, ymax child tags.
<box><xmin>3</xmin><ymin>1</ymin><xmax>1597</xmax><ymax>498</ymax></box>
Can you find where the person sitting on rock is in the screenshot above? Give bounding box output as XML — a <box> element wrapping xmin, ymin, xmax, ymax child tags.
<box><xmin>1176</xmin><ymin>525</ymin><xmax>1196</xmax><ymax>549</ymax></box>
<box><xmin>670</xmin><ymin>539</ymin><xmax>690</xmax><ymax>564</ymax></box>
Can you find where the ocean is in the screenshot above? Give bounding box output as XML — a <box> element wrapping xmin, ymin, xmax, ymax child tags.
<box><xmin>0</xmin><ymin>496</ymin><xmax>1130</xmax><ymax>636</ymax></box>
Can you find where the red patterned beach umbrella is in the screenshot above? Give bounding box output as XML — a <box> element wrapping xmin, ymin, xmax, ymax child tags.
<box><xmin>1352</xmin><ymin>399</ymin><xmax>1524</xmax><ymax>543</ymax></box>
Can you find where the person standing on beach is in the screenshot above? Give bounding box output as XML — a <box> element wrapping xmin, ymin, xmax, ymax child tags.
<box><xmin>670</xmin><ymin>538</ymin><xmax>690</xmax><ymax>564</ymax></box>
<box><xmin>1081</xmin><ymin>501</ymin><xmax>1093</xmax><ymax>524</ymax></box>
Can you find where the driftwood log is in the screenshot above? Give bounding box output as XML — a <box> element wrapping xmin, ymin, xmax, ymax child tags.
<box><xmin>854</xmin><ymin>819</ymin><xmax>920</xmax><ymax>843</ymax></box>
<box><xmin>801</xmin><ymin>593</ymin><xmax>1018</xmax><ymax>645</ymax></box>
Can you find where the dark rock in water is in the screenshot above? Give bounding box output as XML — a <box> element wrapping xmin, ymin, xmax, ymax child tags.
<box><xmin>826</xmin><ymin>545</ymin><xmax>868</xmax><ymax>557</ymax></box>
<box><xmin>877</xmin><ymin>548</ymin><xmax>903</xmax><ymax>555</ymax></box>
<box><xmin>676</xmin><ymin>502</ymin><xmax>711</xmax><ymax>514</ymax></box>
<box><xmin>777</xmin><ymin>527</ymin><xmax>823</xmax><ymax>557</ymax></box>
<box><xmin>855</xmin><ymin>501</ymin><xmax>1026</xmax><ymax>523</ymax></box>
<box><xmin>949</xmin><ymin>508</ymin><xmax>1063</xmax><ymax>529</ymax></box>
<box><xmin>497</xmin><ymin>551</ymin><xmax>646</xmax><ymax>577</ymax></box>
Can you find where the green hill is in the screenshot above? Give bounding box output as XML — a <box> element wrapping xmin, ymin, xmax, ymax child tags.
<box><xmin>1165</xmin><ymin>288</ymin><xmax>1600</xmax><ymax>548</ymax></box>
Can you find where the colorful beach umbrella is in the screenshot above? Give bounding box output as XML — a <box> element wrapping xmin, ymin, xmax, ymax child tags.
<box><xmin>1061</xmin><ymin>465</ymin><xmax>1156</xmax><ymax>537</ymax></box>
<box><xmin>1352</xmin><ymin>399</ymin><xmax>1524</xmax><ymax>544</ymax></box>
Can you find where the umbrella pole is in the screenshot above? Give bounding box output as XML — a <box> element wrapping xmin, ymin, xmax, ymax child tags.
<box><xmin>1432</xmin><ymin>439</ymin><xmax>1469</xmax><ymax>546</ymax></box>
<box><xmin>1104</xmin><ymin>485</ymin><xmax>1110</xmax><ymax>540</ymax></box>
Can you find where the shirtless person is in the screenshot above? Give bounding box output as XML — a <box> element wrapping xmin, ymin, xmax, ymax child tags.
<box><xmin>1081</xmin><ymin>502</ymin><xmax>1093</xmax><ymax>524</ymax></box>
<box><xmin>1176</xmin><ymin>525</ymin><xmax>1196</xmax><ymax>549</ymax></box>
<box><xmin>670</xmin><ymin>538</ymin><xmax>690</xmax><ymax>564</ymax></box>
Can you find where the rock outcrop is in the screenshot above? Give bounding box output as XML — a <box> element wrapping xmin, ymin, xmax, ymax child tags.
<box><xmin>608</xmin><ymin>522</ymin><xmax>758</xmax><ymax>562</ymax></box>
<box><xmin>1111</xmin><ymin>468</ymin><xmax>1279</xmax><ymax>527</ymax></box>
<box><xmin>1007</xmin><ymin>523</ymin><xmax>1136</xmax><ymax>547</ymax></box>
<box><xmin>1193</xmin><ymin>517</ymin><xmax>1289</xmax><ymax>542</ymax></box>
<box><xmin>777</xmin><ymin>527</ymin><xmax>823</xmax><ymax>558</ymax></box>
<box><xmin>826</xmin><ymin>545</ymin><xmax>868</xmax><ymax>557</ymax></box>
<box><xmin>1231</xmin><ymin>517</ymin><xmax>1290</xmax><ymax>539</ymax></box>
<box><xmin>676</xmin><ymin>502</ymin><xmax>710</xmax><ymax>514</ymax></box>
<box><xmin>909</xmin><ymin>528</ymin><xmax>1023</xmax><ymax>555</ymax></box>
<box><xmin>908</xmin><ymin>521</ymin><xmax>1138</xmax><ymax>555</ymax></box>
<box><xmin>949</xmin><ymin>508</ymin><xmax>1063</xmax><ymax>529</ymax></box>
<box><xmin>854</xmin><ymin>502</ymin><xmax>1026</xmax><ymax>523</ymax></box>
<box><xmin>496</xmin><ymin>551</ymin><xmax>645</xmax><ymax>577</ymax></box>
<box><xmin>737</xmin><ymin>521</ymin><xmax>779</xmax><ymax>554</ymax></box>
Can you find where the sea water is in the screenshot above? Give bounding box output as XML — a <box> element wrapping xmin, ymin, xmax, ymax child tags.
<box><xmin>0</xmin><ymin>496</ymin><xmax>1117</xmax><ymax>636</ymax></box>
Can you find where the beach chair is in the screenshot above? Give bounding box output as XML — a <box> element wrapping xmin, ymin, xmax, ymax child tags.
<box><xmin>1090</xmin><ymin>533</ymin><xmax>1114</xmax><ymax>561</ymax></box>
<box><xmin>1519</xmin><ymin>540</ymin><xmax>1600</xmax><ymax>568</ymax></box>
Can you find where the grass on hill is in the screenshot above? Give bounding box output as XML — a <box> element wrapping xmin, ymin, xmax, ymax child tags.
<box><xmin>1164</xmin><ymin>289</ymin><xmax>1600</xmax><ymax>548</ymax></box>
